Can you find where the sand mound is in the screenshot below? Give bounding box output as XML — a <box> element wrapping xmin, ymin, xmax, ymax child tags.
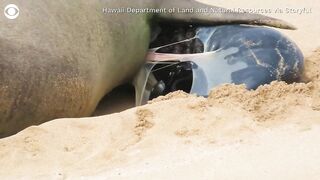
<box><xmin>1</xmin><ymin>49</ymin><xmax>320</xmax><ymax>179</ymax></box>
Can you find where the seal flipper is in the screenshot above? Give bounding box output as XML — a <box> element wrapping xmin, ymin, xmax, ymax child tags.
<box><xmin>156</xmin><ymin>0</ymin><xmax>296</xmax><ymax>30</ymax></box>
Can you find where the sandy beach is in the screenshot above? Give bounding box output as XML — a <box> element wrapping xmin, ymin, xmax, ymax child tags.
<box><xmin>0</xmin><ymin>0</ymin><xmax>320</xmax><ymax>179</ymax></box>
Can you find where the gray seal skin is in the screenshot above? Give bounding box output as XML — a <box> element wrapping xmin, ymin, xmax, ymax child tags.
<box><xmin>0</xmin><ymin>0</ymin><xmax>295</xmax><ymax>137</ymax></box>
<box><xmin>196</xmin><ymin>25</ymin><xmax>304</xmax><ymax>90</ymax></box>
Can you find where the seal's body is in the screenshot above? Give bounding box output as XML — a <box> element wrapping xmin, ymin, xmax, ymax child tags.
<box><xmin>142</xmin><ymin>25</ymin><xmax>303</xmax><ymax>104</ymax></box>
<box><xmin>0</xmin><ymin>0</ymin><xmax>295</xmax><ymax>137</ymax></box>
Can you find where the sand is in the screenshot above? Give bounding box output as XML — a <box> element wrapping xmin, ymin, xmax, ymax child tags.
<box><xmin>1</xmin><ymin>0</ymin><xmax>320</xmax><ymax>179</ymax></box>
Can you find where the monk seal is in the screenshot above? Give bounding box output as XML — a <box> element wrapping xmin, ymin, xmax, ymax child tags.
<box><xmin>0</xmin><ymin>0</ymin><xmax>296</xmax><ymax>137</ymax></box>
<box><xmin>134</xmin><ymin>24</ymin><xmax>303</xmax><ymax>104</ymax></box>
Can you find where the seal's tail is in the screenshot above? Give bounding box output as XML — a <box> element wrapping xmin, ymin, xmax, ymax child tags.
<box><xmin>156</xmin><ymin>0</ymin><xmax>296</xmax><ymax>30</ymax></box>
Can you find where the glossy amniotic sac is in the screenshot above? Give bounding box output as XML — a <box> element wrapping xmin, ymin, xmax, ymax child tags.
<box><xmin>136</xmin><ymin>25</ymin><xmax>304</xmax><ymax>104</ymax></box>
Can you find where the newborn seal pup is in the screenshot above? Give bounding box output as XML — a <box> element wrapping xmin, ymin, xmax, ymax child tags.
<box><xmin>0</xmin><ymin>0</ymin><xmax>295</xmax><ymax>137</ymax></box>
